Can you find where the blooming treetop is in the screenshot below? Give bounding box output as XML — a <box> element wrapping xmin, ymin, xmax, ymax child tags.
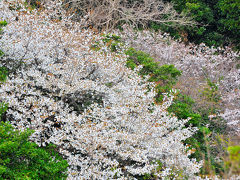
<box><xmin>0</xmin><ymin>0</ymin><xmax>201</xmax><ymax>179</ymax></box>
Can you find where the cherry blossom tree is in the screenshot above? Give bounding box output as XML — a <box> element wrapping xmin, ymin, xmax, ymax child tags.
<box><xmin>0</xmin><ymin>0</ymin><xmax>201</xmax><ymax>178</ymax></box>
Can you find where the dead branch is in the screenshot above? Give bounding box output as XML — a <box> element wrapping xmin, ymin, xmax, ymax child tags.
<box><xmin>62</xmin><ymin>0</ymin><xmax>195</xmax><ymax>31</ymax></box>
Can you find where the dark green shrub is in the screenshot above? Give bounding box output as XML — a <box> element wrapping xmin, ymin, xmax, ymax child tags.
<box><xmin>168</xmin><ymin>93</ymin><xmax>201</xmax><ymax>126</ymax></box>
<box><xmin>0</xmin><ymin>122</ymin><xmax>68</xmax><ymax>179</ymax></box>
<box><xmin>203</xmin><ymin>32</ymin><xmax>225</xmax><ymax>47</ymax></box>
<box><xmin>236</xmin><ymin>64</ymin><xmax>240</xmax><ymax>69</ymax></box>
<box><xmin>217</xmin><ymin>0</ymin><xmax>240</xmax><ymax>34</ymax></box>
<box><xmin>0</xmin><ymin>67</ymin><xmax>8</xmax><ymax>83</ymax></box>
<box><xmin>217</xmin><ymin>0</ymin><xmax>240</xmax><ymax>48</ymax></box>
<box><xmin>159</xmin><ymin>0</ymin><xmax>240</xmax><ymax>49</ymax></box>
<box><xmin>184</xmin><ymin>1</ymin><xmax>214</xmax><ymax>23</ymax></box>
<box><xmin>0</xmin><ymin>20</ymin><xmax>7</xmax><ymax>32</ymax></box>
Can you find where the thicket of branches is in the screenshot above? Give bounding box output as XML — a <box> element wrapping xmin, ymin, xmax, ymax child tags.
<box><xmin>61</xmin><ymin>0</ymin><xmax>194</xmax><ymax>30</ymax></box>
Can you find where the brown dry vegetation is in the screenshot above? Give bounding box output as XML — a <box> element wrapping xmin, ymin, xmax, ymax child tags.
<box><xmin>61</xmin><ymin>0</ymin><xmax>194</xmax><ymax>30</ymax></box>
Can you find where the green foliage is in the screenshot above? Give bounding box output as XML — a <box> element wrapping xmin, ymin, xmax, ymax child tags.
<box><xmin>0</xmin><ymin>21</ymin><xmax>7</xmax><ymax>27</ymax></box>
<box><xmin>198</xmin><ymin>136</ymin><xmax>240</xmax><ymax>177</ymax></box>
<box><xmin>106</xmin><ymin>44</ymin><xmax>229</xmax><ymax>177</ymax></box>
<box><xmin>0</xmin><ymin>20</ymin><xmax>68</xmax><ymax>179</ymax></box>
<box><xmin>202</xmin><ymin>32</ymin><xmax>225</xmax><ymax>47</ymax></box>
<box><xmin>185</xmin><ymin>1</ymin><xmax>214</xmax><ymax>23</ymax></box>
<box><xmin>159</xmin><ymin>0</ymin><xmax>240</xmax><ymax>49</ymax></box>
<box><xmin>102</xmin><ymin>34</ymin><xmax>122</xmax><ymax>52</ymax></box>
<box><xmin>0</xmin><ymin>122</ymin><xmax>68</xmax><ymax>179</ymax></box>
<box><xmin>110</xmin><ymin>43</ymin><xmax>119</xmax><ymax>52</ymax></box>
<box><xmin>125</xmin><ymin>48</ymin><xmax>181</xmax><ymax>101</ymax></box>
<box><xmin>0</xmin><ymin>102</ymin><xmax>8</xmax><ymax>121</ymax></box>
<box><xmin>0</xmin><ymin>67</ymin><xmax>8</xmax><ymax>83</ymax></box>
<box><xmin>0</xmin><ymin>50</ymin><xmax>4</xmax><ymax>57</ymax></box>
<box><xmin>236</xmin><ymin>64</ymin><xmax>240</xmax><ymax>69</ymax></box>
<box><xmin>126</xmin><ymin>59</ymin><xmax>137</xmax><ymax>70</ymax></box>
<box><xmin>91</xmin><ymin>34</ymin><xmax>122</xmax><ymax>52</ymax></box>
<box><xmin>225</xmin><ymin>145</ymin><xmax>240</xmax><ymax>173</ymax></box>
<box><xmin>168</xmin><ymin>93</ymin><xmax>201</xmax><ymax>126</ymax></box>
<box><xmin>102</xmin><ymin>34</ymin><xmax>121</xmax><ymax>43</ymax></box>
<box><xmin>168</xmin><ymin>93</ymin><xmax>210</xmax><ymax>162</ymax></box>
<box><xmin>217</xmin><ymin>0</ymin><xmax>240</xmax><ymax>33</ymax></box>
<box><xmin>105</xmin><ymin>82</ymin><xmax>114</xmax><ymax>88</ymax></box>
<box><xmin>0</xmin><ymin>20</ymin><xmax>7</xmax><ymax>34</ymax></box>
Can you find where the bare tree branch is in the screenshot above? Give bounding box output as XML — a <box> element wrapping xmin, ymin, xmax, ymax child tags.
<box><xmin>63</xmin><ymin>0</ymin><xmax>195</xmax><ymax>31</ymax></box>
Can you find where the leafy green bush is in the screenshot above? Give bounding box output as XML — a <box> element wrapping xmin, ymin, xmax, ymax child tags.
<box><xmin>0</xmin><ymin>122</ymin><xmax>69</xmax><ymax>179</ymax></box>
<box><xmin>0</xmin><ymin>20</ymin><xmax>8</xmax><ymax>83</ymax></box>
<box><xmin>0</xmin><ymin>67</ymin><xmax>8</xmax><ymax>83</ymax></box>
<box><xmin>0</xmin><ymin>20</ymin><xmax>7</xmax><ymax>33</ymax></box>
<box><xmin>168</xmin><ymin>93</ymin><xmax>201</xmax><ymax>126</ymax></box>
<box><xmin>159</xmin><ymin>0</ymin><xmax>240</xmax><ymax>49</ymax></box>
<box><xmin>217</xmin><ymin>0</ymin><xmax>240</xmax><ymax>48</ymax></box>
<box><xmin>218</xmin><ymin>0</ymin><xmax>240</xmax><ymax>33</ymax></box>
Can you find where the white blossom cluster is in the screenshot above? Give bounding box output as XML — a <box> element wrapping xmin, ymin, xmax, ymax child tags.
<box><xmin>0</xmin><ymin>1</ymin><xmax>202</xmax><ymax>179</ymax></box>
<box><xmin>118</xmin><ymin>26</ymin><xmax>240</xmax><ymax>135</ymax></box>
